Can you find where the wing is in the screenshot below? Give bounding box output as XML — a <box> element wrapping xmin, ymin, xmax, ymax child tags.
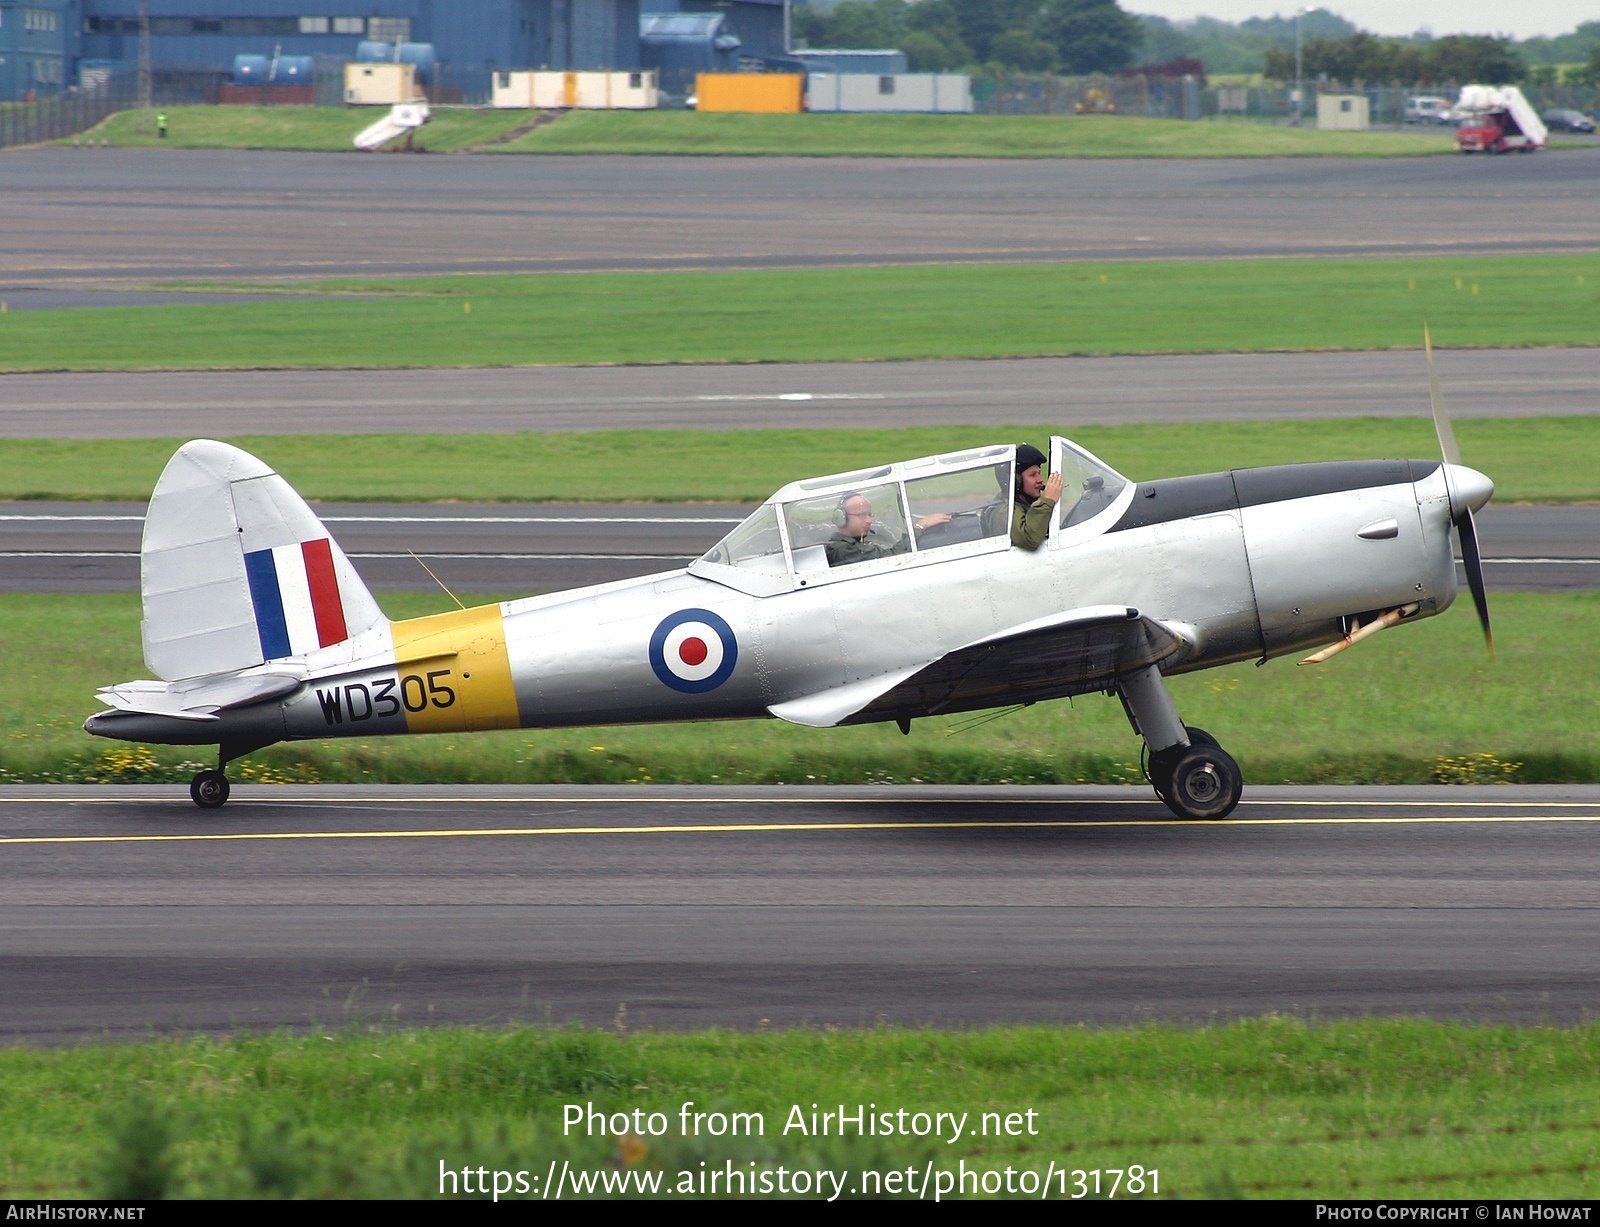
<box><xmin>769</xmin><ymin>605</ymin><xmax>1190</xmax><ymax>729</ymax></box>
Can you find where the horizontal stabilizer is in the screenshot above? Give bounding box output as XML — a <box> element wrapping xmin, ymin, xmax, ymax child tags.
<box><xmin>96</xmin><ymin>672</ymin><xmax>302</xmax><ymax>721</ymax></box>
<box><xmin>768</xmin><ymin>605</ymin><xmax>1188</xmax><ymax>729</ymax></box>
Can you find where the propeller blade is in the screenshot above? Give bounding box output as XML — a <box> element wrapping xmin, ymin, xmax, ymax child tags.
<box><xmin>1424</xmin><ymin>323</ymin><xmax>1461</xmax><ymax>467</ymax></box>
<box><xmin>1455</xmin><ymin>506</ymin><xmax>1494</xmax><ymax>659</ymax></box>
<box><xmin>1426</xmin><ymin>327</ymin><xmax>1493</xmax><ymax>657</ymax></box>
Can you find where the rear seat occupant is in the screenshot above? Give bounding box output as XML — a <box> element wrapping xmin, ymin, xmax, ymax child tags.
<box><xmin>826</xmin><ymin>492</ymin><xmax>951</xmax><ymax>567</ymax></box>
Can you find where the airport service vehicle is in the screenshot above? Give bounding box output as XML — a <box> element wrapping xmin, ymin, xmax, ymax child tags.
<box><xmin>1541</xmin><ymin>108</ymin><xmax>1595</xmax><ymax>134</ymax></box>
<box><xmin>1074</xmin><ymin>87</ymin><xmax>1116</xmax><ymax>114</ymax></box>
<box><xmin>87</xmin><ymin>344</ymin><xmax>1494</xmax><ymax>821</ymax></box>
<box><xmin>353</xmin><ymin>102</ymin><xmax>431</xmax><ymax>151</ymax></box>
<box><xmin>1454</xmin><ymin>85</ymin><xmax>1547</xmax><ymax>152</ymax></box>
<box><xmin>1404</xmin><ymin>96</ymin><xmax>1453</xmax><ymax>124</ymax></box>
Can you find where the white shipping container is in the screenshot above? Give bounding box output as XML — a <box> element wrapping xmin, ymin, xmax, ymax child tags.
<box><xmin>491</xmin><ymin>70</ymin><xmax>533</xmax><ymax>108</ymax></box>
<box><xmin>494</xmin><ymin>70</ymin><xmax>658</xmax><ymax>109</ymax></box>
<box><xmin>344</xmin><ymin>62</ymin><xmax>418</xmax><ymax>105</ymax></box>
<box><xmin>1317</xmin><ymin>93</ymin><xmax>1369</xmax><ymax>130</ymax></box>
<box><xmin>807</xmin><ymin>73</ymin><xmax>972</xmax><ymax>114</ymax></box>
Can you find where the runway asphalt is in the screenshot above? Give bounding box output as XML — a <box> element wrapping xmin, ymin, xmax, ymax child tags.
<box><xmin>3</xmin><ymin>347</ymin><xmax>1596</xmax><ymax>438</ymax></box>
<box><xmin>6</xmin><ymin>147</ymin><xmax>1597</xmax><ymax>1046</ymax></box>
<box><xmin>4</xmin><ymin>500</ymin><xmax>1593</xmax><ymax>593</ymax></box>
<box><xmin>3</xmin><ymin>147</ymin><xmax>1597</xmax><ymax>288</ymax></box>
<box><xmin>3</xmin><ymin>784</ymin><xmax>1598</xmax><ymax>1041</ymax></box>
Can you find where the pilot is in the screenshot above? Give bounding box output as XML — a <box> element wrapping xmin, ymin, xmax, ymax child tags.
<box><xmin>825</xmin><ymin>493</ymin><xmax>951</xmax><ymax>567</ymax></box>
<box><xmin>1010</xmin><ymin>443</ymin><xmax>1063</xmax><ymax>551</ymax></box>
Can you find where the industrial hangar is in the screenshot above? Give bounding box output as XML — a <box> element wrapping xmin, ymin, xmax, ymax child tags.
<box><xmin>1</xmin><ymin>0</ymin><xmax>792</xmax><ymax>100</ymax></box>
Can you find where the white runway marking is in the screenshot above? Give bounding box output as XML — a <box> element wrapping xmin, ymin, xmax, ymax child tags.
<box><xmin>695</xmin><ymin>393</ymin><xmax>886</xmax><ymax>402</ymax></box>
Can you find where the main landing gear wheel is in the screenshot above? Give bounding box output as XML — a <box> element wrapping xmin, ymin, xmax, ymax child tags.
<box><xmin>1156</xmin><ymin>744</ymin><xmax>1242</xmax><ymax>821</ymax></box>
<box><xmin>1147</xmin><ymin>726</ymin><xmax>1217</xmax><ymax>800</ymax></box>
<box><xmin>1118</xmin><ymin>666</ymin><xmax>1243</xmax><ymax>820</ymax></box>
<box><xmin>189</xmin><ymin>769</ymin><xmax>230</xmax><ymax>809</ymax></box>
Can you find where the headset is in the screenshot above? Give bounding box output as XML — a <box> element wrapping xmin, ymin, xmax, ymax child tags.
<box><xmin>832</xmin><ymin>491</ymin><xmax>865</xmax><ymax>528</ymax></box>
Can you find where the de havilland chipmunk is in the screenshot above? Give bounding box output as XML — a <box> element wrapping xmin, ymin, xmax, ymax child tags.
<box><xmin>86</xmin><ymin>340</ymin><xmax>1495</xmax><ymax>820</ymax></box>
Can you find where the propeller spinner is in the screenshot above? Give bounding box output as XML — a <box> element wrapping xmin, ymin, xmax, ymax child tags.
<box><xmin>1424</xmin><ymin>324</ymin><xmax>1495</xmax><ymax>657</ymax></box>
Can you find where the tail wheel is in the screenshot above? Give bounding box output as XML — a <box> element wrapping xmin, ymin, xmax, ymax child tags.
<box><xmin>190</xmin><ymin>770</ymin><xmax>230</xmax><ymax>809</ymax></box>
<box><xmin>1160</xmin><ymin>745</ymin><xmax>1243</xmax><ymax>821</ymax></box>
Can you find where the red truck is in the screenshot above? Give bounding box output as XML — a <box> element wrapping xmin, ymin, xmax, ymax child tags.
<box><xmin>1454</xmin><ymin>85</ymin><xmax>1547</xmax><ymax>153</ymax></box>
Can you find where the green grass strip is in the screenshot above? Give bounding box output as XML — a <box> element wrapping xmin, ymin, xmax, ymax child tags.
<box><xmin>3</xmin><ymin>418</ymin><xmax>1597</xmax><ymax>503</ymax></box>
<box><xmin>1</xmin><ymin>255</ymin><xmax>1596</xmax><ymax>371</ymax></box>
<box><xmin>67</xmin><ymin>106</ymin><xmax>1466</xmax><ymax>158</ymax></box>
<box><xmin>9</xmin><ymin>1020</ymin><xmax>1600</xmax><ymax>1198</ymax></box>
<box><xmin>495</xmin><ymin>109</ymin><xmax>1461</xmax><ymax>157</ymax></box>
<box><xmin>10</xmin><ymin>591</ymin><xmax>1595</xmax><ymax>785</ymax></box>
<box><xmin>67</xmin><ymin>104</ymin><xmax>533</xmax><ymax>151</ymax></box>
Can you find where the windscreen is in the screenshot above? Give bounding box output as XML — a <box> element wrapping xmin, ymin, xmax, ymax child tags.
<box><xmin>701</xmin><ymin>504</ymin><xmax>786</xmax><ymax>574</ymax></box>
<box><xmin>1057</xmin><ymin>445</ymin><xmax>1128</xmax><ymax>528</ymax></box>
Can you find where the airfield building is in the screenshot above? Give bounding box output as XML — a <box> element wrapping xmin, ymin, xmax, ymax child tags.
<box><xmin>14</xmin><ymin>0</ymin><xmax>653</xmax><ymax>100</ymax></box>
<box><xmin>0</xmin><ymin>0</ymin><xmax>75</xmax><ymax>102</ymax></box>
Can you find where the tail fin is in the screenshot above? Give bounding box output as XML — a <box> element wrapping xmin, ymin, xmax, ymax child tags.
<box><xmin>141</xmin><ymin>440</ymin><xmax>385</xmax><ymax>681</ymax></box>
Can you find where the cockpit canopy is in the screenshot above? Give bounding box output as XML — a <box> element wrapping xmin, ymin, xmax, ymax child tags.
<box><xmin>694</xmin><ymin>439</ymin><xmax>1130</xmax><ymax>596</ymax></box>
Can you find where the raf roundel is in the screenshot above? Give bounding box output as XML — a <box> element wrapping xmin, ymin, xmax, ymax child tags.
<box><xmin>649</xmin><ymin>608</ymin><xmax>738</xmax><ymax>694</ymax></box>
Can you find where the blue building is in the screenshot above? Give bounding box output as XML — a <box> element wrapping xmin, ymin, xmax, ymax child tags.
<box><xmin>1</xmin><ymin>1</ymin><xmax>823</xmax><ymax>102</ymax></box>
<box><xmin>0</xmin><ymin>0</ymin><xmax>79</xmax><ymax>100</ymax></box>
<box><xmin>10</xmin><ymin>1</ymin><xmax>644</xmax><ymax>100</ymax></box>
<box><xmin>639</xmin><ymin>0</ymin><xmax>800</xmax><ymax>97</ymax></box>
<box><xmin>639</xmin><ymin>12</ymin><xmax>741</xmax><ymax>87</ymax></box>
<box><xmin>641</xmin><ymin>0</ymin><xmax>786</xmax><ymax>62</ymax></box>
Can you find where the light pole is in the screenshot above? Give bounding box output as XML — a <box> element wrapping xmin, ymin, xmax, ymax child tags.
<box><xmin>138</xmin><ymin>0</ymin><xmax>152</xmax><ymax>116</ymax></box>
<box><xmin>1293</xmin><ymin>6</ymin><xmax>1312</xmax><ymax>127</ymax></box>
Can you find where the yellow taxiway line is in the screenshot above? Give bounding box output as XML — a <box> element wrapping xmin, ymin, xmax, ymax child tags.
<box><xmin>2</xmin><ymin>812</ymin><xmax>1600</xmax><ymax>846</ymax></box>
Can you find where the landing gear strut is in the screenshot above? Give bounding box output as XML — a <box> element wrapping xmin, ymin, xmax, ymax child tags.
<box><xmin>188</xmin><ymin>740</ymin><xmax>261</xmax><ymax>809</ymax></box>
<box><xmin>1118</xmin><ymin>666</ymin><xmax>1242</xmax><ymax>820</ymax></box>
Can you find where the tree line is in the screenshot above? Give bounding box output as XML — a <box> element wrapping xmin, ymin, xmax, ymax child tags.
<box><xmin>795</xmin><ymin>2</ymin><xmax>1600</xmax><ymax>85</ymax></box>
<box><xmin>792</xmin><ymin>0</ymin><xmax>1143</xmax><ymax>75</ymax></box>
<box><xmin>1263</xmin><ymin>33</ymin><xmax>1523</xmax><ymax>86</ymax></box>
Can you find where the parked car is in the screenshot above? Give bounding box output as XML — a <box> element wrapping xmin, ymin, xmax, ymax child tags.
<box><xmin>1541</xmin><ymin>108</ymin><xmax>1596</xmax><ymax>133</ymax></box>
<box><xmin>1405</xmin><ymin>95</ymin><xmax>1454</xmax><ymax>124</ymax></box>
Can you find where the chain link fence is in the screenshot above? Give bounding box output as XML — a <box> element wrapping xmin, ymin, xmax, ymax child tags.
<box><xmin>972</xmin><ymin>73</ymin><xmax>1600</xmax><ymax>126</ymax></box>
<box><xmin>974</xmin><ymin>74</ymin><xmax>1203</xmax><ymax>119</ymax></box>
<box><xmin>0</xmin><ymin>72</ymin><xmax>137</xmax><ymax>150</ymax></box>
<box><xmin>1211</xmin><ymin>81</ymin><xmax>1600</xmax><ymax>125</ymax></box>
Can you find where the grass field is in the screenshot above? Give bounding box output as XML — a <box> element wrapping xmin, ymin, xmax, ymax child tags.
<box><xmin>69</xmin><ymin>105</ymin><xmax>531</xmax><ymax>151</ymax></box>
<box><xmin>495</xmin><ymin>109</ymin><xmax>1460</xmax><ymax>158</ymax></box>
<box><xmin>3</xmin><ymin>417</ymin><xmax>1597</xmax><ymax>503</ymax></box>
<box><xmin>5</xmin><ymin>1020</ymin><xmax>1598</xmax><ymax>1198</ymax></box>
<box><xmin>7</xmin><ymin>590</ymin><xmax>1590</xmax><ymax>785</ymax></box>
<box><xmin>63</xmin><ymin>106</ymin><xmax>1463</xmax><ymax>158</ymax></box>
<box><xmin>3</xmin><ymin>255</ymin><xmax>1594</xmax><ymax>373</ymax></box>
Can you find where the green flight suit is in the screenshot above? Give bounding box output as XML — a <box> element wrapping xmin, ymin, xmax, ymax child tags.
<box><xmin>1011</xmin><ymin>494</ymin><xmax>1057</xmax><ymax>551</ymax></box>
<box><xmin>825</xmin><ymin>527</ymin><xmax>908</xmax><ymax>567</ymax></box>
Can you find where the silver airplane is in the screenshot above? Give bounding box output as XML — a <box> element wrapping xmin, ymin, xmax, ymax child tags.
<box><xmin>87</xmin><ymin>376</ymin><xmax>1494</xmax><ymax>820</ymax></box>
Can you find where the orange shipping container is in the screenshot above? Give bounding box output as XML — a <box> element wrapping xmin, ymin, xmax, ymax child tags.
<box><xmin>695</xmin><ymin>73</ymin><xmax>803</xmax><ymax>113</ymax></box>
